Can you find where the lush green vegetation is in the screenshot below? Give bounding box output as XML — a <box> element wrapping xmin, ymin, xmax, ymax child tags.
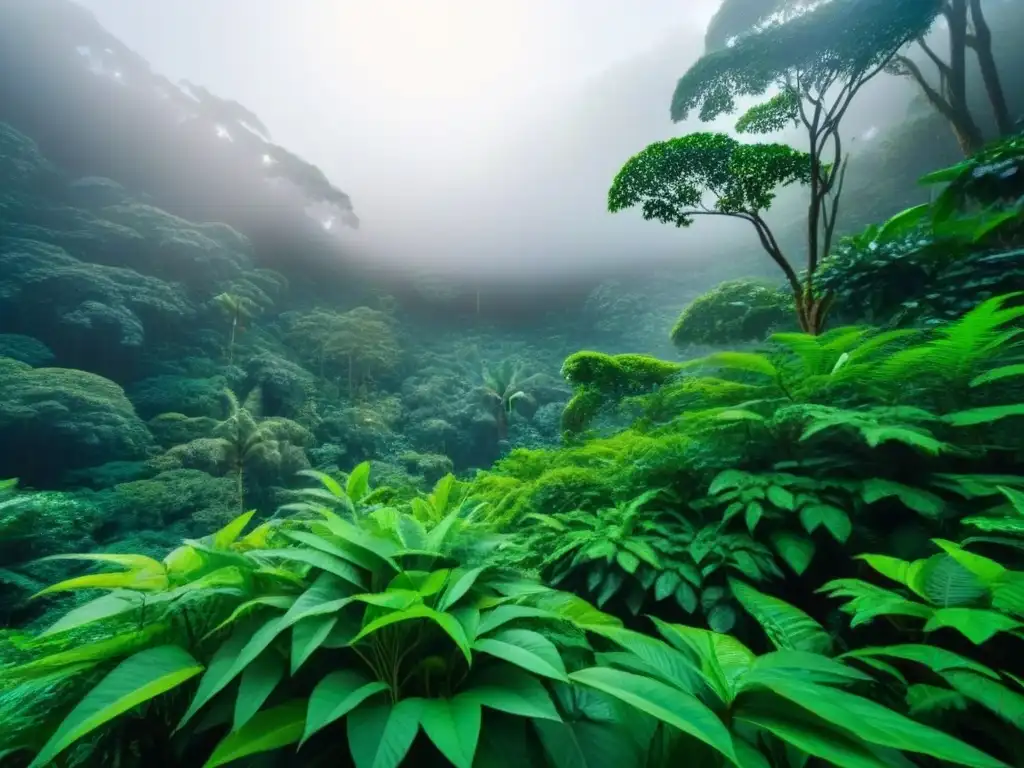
<box><xmin>3</xmin><ymin>1</ymin><xmax>1024</xmax><ymax>767</ymax></box>
<box><xmin>6</xmin><ymin>273</ymin><xmax>1024</xmax><ymax>765</ymax></box>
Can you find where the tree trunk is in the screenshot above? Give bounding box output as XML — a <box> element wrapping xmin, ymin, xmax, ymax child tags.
<box><xmin>236</xmin><ymin>464</ymin><xmax>245</xmax><ymax>515</ymax></box>
<box><xmin>227</xmin><ymin>314</ymin><xmax>237</xmax><ymax>366</ymax></box>
<box><xmin>967</xmin><ymin>0</ymin><xmax>1013</xmax><ymax>136</ymax></box>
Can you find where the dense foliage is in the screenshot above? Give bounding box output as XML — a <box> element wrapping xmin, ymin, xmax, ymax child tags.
<box><xmin>3</xmin><ymin>2</ymin><xmax>1024</xmax><ymax>767</ymax></box>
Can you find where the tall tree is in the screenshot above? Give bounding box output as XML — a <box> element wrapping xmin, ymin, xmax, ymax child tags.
<box><xmin>705</xmin><ymin>0</ymin><xmax>1014</xmax><ymax>155</ymax></box>
<box><xmin>664</xmin><ymin>0</ymin><xmax>941</xmax><ymax>333</ymax></box>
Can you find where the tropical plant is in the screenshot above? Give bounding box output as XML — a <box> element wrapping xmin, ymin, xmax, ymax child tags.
<box><xmin>519</xmin><ymin>488</ymin><xmax>783</xmax><ymax>633</ymax></box>
<box><xmin>474</xmin><ymin>359</ymin><xmax>545</xmax><ymax>440</ymax></box>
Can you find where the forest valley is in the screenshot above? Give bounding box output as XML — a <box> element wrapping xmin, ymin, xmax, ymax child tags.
<box><xmin>2</xmin><ymin>0</ymin><xmax>1024</xmax><ymax>767</ymax></box>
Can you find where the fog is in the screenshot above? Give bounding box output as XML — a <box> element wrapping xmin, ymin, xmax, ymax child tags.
<box><xmin>70</xmin><ymin>0</ymin><xmax>954</xmax><ymax>286</ymax></box>
<box><xmin>68</xmin><ymin>0</ymin><xmax>738</xmax><ymax>280</ymax></box>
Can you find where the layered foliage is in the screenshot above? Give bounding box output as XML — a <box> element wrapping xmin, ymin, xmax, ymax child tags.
<box><xmin>671</xmin><ymin>278</ymin><xmax>795</xmax><ymax>346</ymax></box>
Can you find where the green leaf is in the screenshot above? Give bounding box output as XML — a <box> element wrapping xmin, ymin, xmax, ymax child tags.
<box><xmin>745</xmin><ymin>501</ymin><xmax>764</xmax><ymax>533</ymax></box>
<box><xmin>943</xmin><ymin>670</ymin><xmax>1024</xmax><ymax>730</ymax></box>
<box><xmin>971</xmin><ymin>364</ymin><xmax>1024</xmax><ymax>387</ymax></box>
<box><xmin>841</xmin><ymin>645</ymin><xmax>999</xmax><ymax>679</ymax></box>
<box><xmin>234</xmin><ymin>652</ymin><xmax>285</xmax><ymax>732</ymax></box>
<box><xmin>860</xmin><ymin>479</ymin><xmax>945</xmax><ymax>518</ymax></box>
<box><xmin>211</xmin><ymin>510</ymin><xmax>256</xmax><ymax>550</ymax></box>
<box><xmin>179</xmin><ymin>617</ymin><xmax>288</xmax><ymax>729</ymax></box>
<box><xmin>924</xmin><ymin>608</ymin><xmax>1022</xmax><ymax>644</ymax></box>
<box><xmin>348</xmin><ymin>699</ymin><xmax>422</xmax><ymax>768</ymax></box>
<box><xmin>946</xmin><ymin>404</ymin><xmax>1024</xmax><ymax>427</ymax></box>
<box><xmin>39</xmin><ymin>592</ymin><xmax>145</xmax><ymax>638</ymax></box>
<box><xmin>474</xmin><ymin>629</ymin><xmax>568</xmax><ymax>681</ymax></box>
<box><xmin>654</xmin><ymin>570</ymin><xmax>681</xmax><ymax>601</ymax></box>
<box><xmin>353</xmin><ymin>604</ymin><xmax>472</xmax><ymax>665</ymax></box>
<box><xmin>907</xmin><ymin>684</ymin><xmax>968</xmax><ymax>717</ymax></box>
<box><xmin>766</xmin><ymin>486</ymin><xmax>795</xmax><ymax>511</ymax></box>
<box><xmin>675</xmin><ymin>582</ymin><xmax>698</xmax><ymax>613</ymax></box>
<box><xmin>569</xmin><ymin>667</ymin><xmax>736</xmax><ymax>764</ymax></box>
<box><xmin>616</xmin><ymin>550</ymin><xmax>641</xmax><ymax>574</ymax></box>
<box><xmin>291</xmin><ymin>615</ymin><xmax>339</xmax><ymax>674</ymax></box>
<box><xmin>755</xmin><ymin>676</ymin><xmax>1006</xmax><ymax>767</ymax></box>
<box><xmin>439</xmin><ymin>567</ymin><xmax>485</xmax><ymax>611</ymax></box>
<box><xmin>800</xmin><ymin>505</ymin><xmax>852</xmax><ymax>543</ymax></box>
<box><xmin>419</xmin><ymin>697</ymin><xmax>481</xmax><ymax>768</ymax></box>
<box><xmin>476</xmin><ymin>605</ymin><xmax>563</xmax><ymax>636</ymax></box>
<box><xmin>30</xmin><ymin>646</ymin><xmax>203</xmax><ymax>768</ymax></box>
<box><xmin>347</xmin><ymin>461</ymin><xmax>372</xmax><ymax>502</ymax></box>
<box><xmin>730</xmin><ymin>579</ymin><xmax>831</xmax><ymax>654</ymax></box>
<box><xmin>707</xmin><ymin>604</ymin><xmax>737</xmax><ymax>634</ymax></box>
<box><xmin>770</xmin><ymin>532</ymin><xmax>815</xmax><ymax>575</ymax></box>
<box><xmin>258</xmin><ymin>548</ymin><xmax>366</xmax><ymax>589</ymax></box>
<box><xmin>735</xmin><ymin>694</ymin><xmax>897</xmax><ymax>768</ymax></box>
<box><xmin>204</xmin><ymin>700</ymin><xmax>305</xmax><ymax>767</ymax></box>
<box><xmin>302</xmin><ymin>670</ymin><xmax>389</xmax><ymax>745</ymax></box>
<box><xmin>458</xmin><ymin>665</ymin><xmax>561</xmax><ymax>721</ymax></box>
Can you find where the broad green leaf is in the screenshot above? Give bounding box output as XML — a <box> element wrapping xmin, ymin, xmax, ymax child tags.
<box><xmin>946</xmin><ymin>404</ymin><xmax>1024</xmax><ymax>428</ymax></box>
<box><xmin>353</xmin><ymin>604</ymin><xmax>472</xmax><ymax>664</ymax></box>
<box><xmin>283</xmin><ymin>529</ymin><xmax>380</xmax><ymax>572</ymax></box>
<box><xmin>924</xmin><ymin>608</ymin><xmax>1022</xmax><ymax>644</ymax></box>
<box><xmin>291</xmin><ymin>615</ymin><xmax>339</xmax><ymax>673</ymax></box>
<box><xmin>755</xmin><ymin>676</ymin><xmax>1005</xmax><ymax>767</ymax></box>
<box><xmin>351</xmin><ymin>589</ymin><xmax>422</xmax><ymax>610</ymax></box>
<box><xmin>30</xmin><ymin>646</ymin><xmax>202</xmax><ymax>768</ymax></box>
<box><xmin>907</xmin><ymin>684</ymin><xmax>968</xmax><ymax>716</ymax></box>
<box><xmin>943</xmin><ymin>670</ymin><xmax>1024</xmax><ymax>730</ymax></box>
<box><xmin>35</xmin><ymin>553</ymin><xmax>165</xmax><ymax>572</ymax></box>
<box><xmin>458</xmin><ymin>665</ymin><xmax>561</xmax><ymax>721</ymax></box>
<box><xmin>439</xmin><ymin>567</ymin><xmax>485</xmax><ymax>611</ymax></box>
<box><xmin>745</xmin><ymin>501</ymin><xmax>764</xmax><ymax>533</ymax></box>
<box><xmin>346</xmin><ymin>461</ymin><xmax>372</xmax><ymax>501</ymax></box>
<box><xmin>477</xmin><ymin>605</ymin><xmax>563</xmax><ymax>636</ymax></box>
<box><xmin>205</xmin><ymin>595</ymin><xmax>295</xmax><ymax>638</ymax></box>
<box><xmin>417</xmin><ymin>568</ymin><xmax>451</xmax><ymax>597</ymax></box>
<box><xmin>971</xmin><ymin>364</ymin><xmax>1024</xmax><ymax>387</ymax></box>
<box><xmin>860</xmin><ymin>479</ymin><xmax>945</xmax><ymax>518</ymax></box>
<box><xmin>258</xmin><ymin>548</ymin><xmax>366</xmax><ymax>589</ymax></box>
<box><xmin>211</xmin><ymin>510</ymin><xmax>256</xmax><ymax>550</ymax></box>
<box><xmin>33</xmin><ymin>569</ymin><xmax>169</xmax><ymax>597</ymax></box>
<box><xmin>179</xmin><ymin>617</ymin><xmax>287</xmax><ymax>728</ymax></box>
<box><xmin>729</xmin><ymin>579</ymin><xmax>831</xmax><ymax>654</ymax></box>
<box><xmin>841</xmin><ymin>645</ymin><xmax>999</xmax><ymax>679</ymax></box>
<box><xmin>39</xmin><ymin>592</ymin><xmax>144</xmax><ymax>637</ymax></box>
<box><xmin>654</xmin><ymin>570</ymin><xmax>681</xmax><ymax>601</ymax></box>
<box><xmin>770</xmin><ymin>532</ymin><xmax>815</xmax><ymax>575</ymax></box>
<box><xmin>569</xmin><ymin>667</ymin><xmax>736</xmax><ymax>764</ymax></box>
<box><xmin>675</xmin><ymin>582</ymin><xmax>698</xmax><ymax>613</ymax></box>
<box><xmin>931</xmin><ymin>539</ymin><xmax>1005</xmax><ymax>583</ymax></box>
<box><xmin>297</xmin><ymin>468</ymin><xmax>347</xmax><ymax>498</ymax></box>
<box><xmin>419</xmin><ymin>697</ymin><xmax>481</xmax><ymax>768</ymax></box>
<box><xmin>347</xmin><ymin>699</ymin><xmax>422</xmax><ymax>768</ymax></box>
<box><xmin>583</xmin><ymin>624</ymin><xmax>702</xmax><ymax>694</ymax></box>
<box><xmin>302</xmin><ymin>670</ymin><xmax>389</xmax><ymax>745</ymax></box>
<box><xmin>204</xmin><ymin>700</ymin><xmax>305</xmax><ymax>767</ymax></box>
<box><xmin>474</xmin><ymin>629</ymin><xmax>567</xmax><ymax>681</ymax></box>
<box><xmin>736</xmin><ymin>694</ymin><xmax>897</xmax><ymax>768</ymax></box>
<box><xmin>766</xmin><ymin>486</ymin><xmax>795</xmax><ymax>511</ymax></box>
<box><xmin>800</xmin><ymin>504</ymin><xmax>852</xmax><ymax>543</ymax></box>
<box><xmin>234</xmin><ymin>652</ymin><xmax>285</xmax><ymax>731</ymax></box>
